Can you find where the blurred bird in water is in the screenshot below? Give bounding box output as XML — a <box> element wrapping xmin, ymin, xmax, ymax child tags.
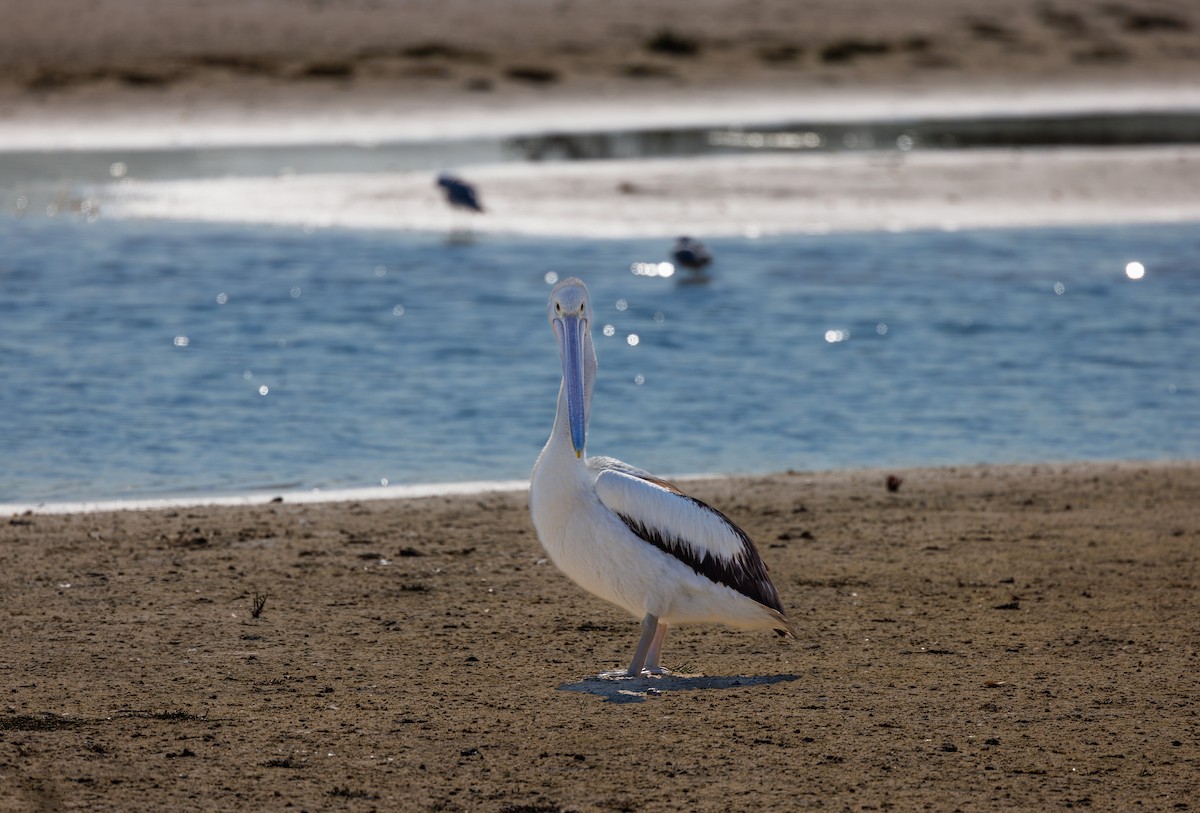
<box><xmin>671</xmin><ymin>236</ymin><xmax>713</xmax><ymax>284</ymax></box>
<box><xmin>436</xmin><ymin>172</ymin><xmax>485</xmax><ymax>213</ymax></box>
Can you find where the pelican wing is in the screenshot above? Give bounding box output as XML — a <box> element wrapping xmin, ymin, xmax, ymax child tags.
<box><xmin>594</xmin><ymin>467</ymin><xmax>790</xmax><ymax>627</ymax></box>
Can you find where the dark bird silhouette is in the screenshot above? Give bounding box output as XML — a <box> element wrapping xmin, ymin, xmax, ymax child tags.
<box><xmin>436</xmin><ymin>172</ymin><xmax>484</xmax><ymax>213</ymax></box>
<box><xmin>672</xmin><ymin>236</ymin><xmax>712</xmax><ymax>271</ymax></box>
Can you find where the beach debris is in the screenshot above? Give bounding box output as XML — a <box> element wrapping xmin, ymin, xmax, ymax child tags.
<box><xmin>299</xmin><ymin>61</ymin><xmax>354</xmax><ymax>80</ymax></box>
<box><xmin>0</xmin><ymin>713</ymin><xmax>83</xmax><ymax>731</ymax></box>
<box><xmin>263</xmin><ymin>756</ymin><xmax>301</xmax><ymax>769</ymax></box>
<box><xmin>886</xmin><ymin>474</ymin><xmax>904</xmax><ymax>492</ymax></box>
<box><xmin>251</xmin><ymin>592</ymin><xmax>269</xmax><ymax>619</ymax></box>
<box><xmin>620</xmin><ymin>63</ymin><xmax>676</xmax><ymax>79</ymax></box>
<box><xmin>758</xmin><ymin>44</ymin><xmax>804</xmax><ymax>63</ymax></box>
<box><xmin>965</xmin><ymin>18</ymin><xmax>1018</xmax><ymax>43</ymax></box>
<box><xmin>820</xmin><ymin>39</ymin><xmax>893</xmax><ymax>63</ymax></box>
<box><xmin>645</xmin><ymin>30</ymin><xmax>701</xmax><ymax>57</ymax></box>
<box><xmin>503</xmin><ymin>65</ymin><xmax>559</xmax><ymax>83</ymax></box>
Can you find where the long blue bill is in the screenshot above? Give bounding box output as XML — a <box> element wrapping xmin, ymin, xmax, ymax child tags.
<box><xmin>555</xmin><ymin>314</ymin><xmax>587</xmax><ymax>457</ymax></box>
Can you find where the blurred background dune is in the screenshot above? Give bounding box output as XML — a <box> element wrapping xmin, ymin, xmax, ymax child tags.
<box><xmin>2</xmin><ymin>0</ymin><xmax>1197</xmax><ymax>113</ymax></box>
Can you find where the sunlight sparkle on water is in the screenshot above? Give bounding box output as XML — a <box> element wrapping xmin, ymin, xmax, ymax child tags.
<box><xmin>630</xmin><ymin>261</ymin><xmax>675</xmax><ymax>278</ymax></box>
<box><xmin>602</xmin><ymin>324</ymin><xmax>615</xmax><ymax>337</ymax></box>
<box><xmin>824</xmin><ymin>329</ymin><xmax>849</xmax><ymax>343</ymax></box>
<box><xmin>173</xmin><ymin>335</ymin><xmax>189</xmax><ymax>347</ymax></box>
<box><xmin>1126</xmin><ymin>261</ymin><xmax>1146</xmax><ymax>280</ymax></box>
<box><xmin>544</xmin><ymin>272</ymin><xmax>558</xmax><ymax>285</ymax></box>
<box><xmin>627</xmin><ymin>333</ymin><xmax>640</xmax><ymax>346</ymax></box>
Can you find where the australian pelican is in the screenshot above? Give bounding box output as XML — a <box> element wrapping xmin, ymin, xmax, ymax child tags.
<box><xmin>530</xmin><ymin>277</ymin><xmax>794</xmax><ymax>678</ymax></box>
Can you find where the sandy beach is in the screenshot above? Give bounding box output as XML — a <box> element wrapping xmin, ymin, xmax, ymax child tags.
<box><xmin>3</xmin><ymin>462</ymin><xmax>1199</xmax><ymax>811</ymax></box>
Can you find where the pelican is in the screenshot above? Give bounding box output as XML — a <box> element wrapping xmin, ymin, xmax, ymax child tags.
<box><xmin>530</xmin><ymin>277</ymin><xmax>794</xmax><ymax>678</ymax></box>
<box><xmin>436</xmin><ymin>172</ymin><xmax>484</xmax><ymax>213</ymax></box>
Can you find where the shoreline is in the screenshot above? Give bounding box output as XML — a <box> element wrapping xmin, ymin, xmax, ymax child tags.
<box><xmin>3</xmin><ymin>459</ymin><xmax>1194</xmax><ymax>516</ymax></box>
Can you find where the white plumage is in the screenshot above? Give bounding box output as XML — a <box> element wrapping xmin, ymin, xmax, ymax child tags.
<box><xmin>530</xmin><ymin>277</ymin><xmax>794</xmax><ymax>677</ymax></box>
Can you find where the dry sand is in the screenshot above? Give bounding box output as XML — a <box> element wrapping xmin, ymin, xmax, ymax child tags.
<box><xmin>2</xmin><ymin>462</ymin><xmax>1199</xmax><ymax>811</ymax></box>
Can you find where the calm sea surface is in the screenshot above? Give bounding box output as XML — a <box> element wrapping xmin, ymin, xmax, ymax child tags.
<box><xmin>1</xmin><ymin>216</ymin><xmax>1196</xmax><ymax>503</ymax></box>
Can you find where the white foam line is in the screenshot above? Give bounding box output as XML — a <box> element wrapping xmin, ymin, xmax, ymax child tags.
<box><xmin>0</xmin><ymin>479</ymin><xmax>531</xmax><ymax>516</ymax></box>
<box><xmin>0</xmin><ymin>472</ymin><xmax>734</xmax><ymax>516</ymax></box>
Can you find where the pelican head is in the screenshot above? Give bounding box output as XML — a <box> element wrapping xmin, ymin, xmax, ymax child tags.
<box><xmin>547</xmin><ymin>277</ymin><xmax>594</xmax><ymax>458</ymax></box>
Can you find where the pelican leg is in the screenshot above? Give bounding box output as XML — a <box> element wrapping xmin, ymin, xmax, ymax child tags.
<box><xmin>625</xmin><ymin>613</ymin><xmax>660</xmax><ymax>677</ymax></box>
<box><xmin>642</xmin><ymin>623</ymin><xmax>671</xmax><ymax>675</ymax></box>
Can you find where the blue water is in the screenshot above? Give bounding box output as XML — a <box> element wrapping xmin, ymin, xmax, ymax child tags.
<box><xmin>1</xmin><ymin>216</ymin><xmax>1196</xmax><ymax>503</ymax></box>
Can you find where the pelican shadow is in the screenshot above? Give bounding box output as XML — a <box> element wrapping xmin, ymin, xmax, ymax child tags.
<box><xmin>558</xmin><ymin>673</ymin><xmax>801</xmax><ymax>704</ymax></box>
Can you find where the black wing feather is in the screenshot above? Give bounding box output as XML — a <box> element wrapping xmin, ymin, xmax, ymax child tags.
<box><xmin>614</xmin><ymin>494</ymin><xmax>789</xmax><ymax>629</ymax></box>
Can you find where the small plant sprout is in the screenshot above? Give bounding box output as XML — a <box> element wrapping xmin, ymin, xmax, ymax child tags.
<box><xmin>251</xmin><ymin>592</ymin><xmax>269</xmax><ymax>619</ymax></box>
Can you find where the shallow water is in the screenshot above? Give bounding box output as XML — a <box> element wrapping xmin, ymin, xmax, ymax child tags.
<box><xmin>1</xmin><ymin>215</ymin><xmax>1196</xmax><ymax>503</ymax></box>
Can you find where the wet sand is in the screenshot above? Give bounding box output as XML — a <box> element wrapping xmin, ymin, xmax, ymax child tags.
<box><xmin>3</xmin><ymin>461</ymin><xmax>1199</xmax><ymax>811</ymax></box>
<box><xmin>98</xmin><ymin>146</ymin><xmax>1200</xmax><ymax>236</ymax></box>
